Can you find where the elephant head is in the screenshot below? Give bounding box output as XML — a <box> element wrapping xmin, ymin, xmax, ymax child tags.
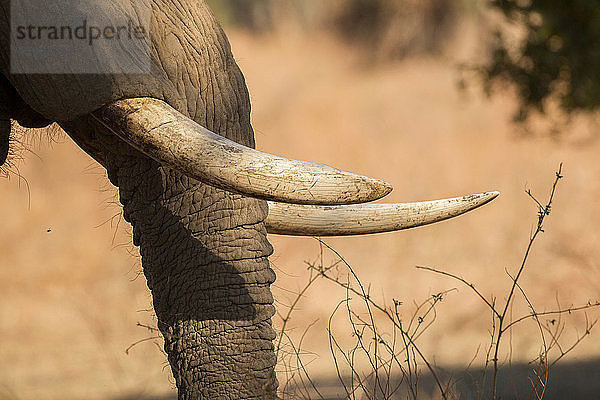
<box><xmin>0</xmin><ymin>1</ymin><xmax>497</xmax><ymax>398</ymax></box>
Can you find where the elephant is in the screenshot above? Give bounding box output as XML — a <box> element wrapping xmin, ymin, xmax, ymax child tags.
<box><xmin>0</xmin><ymin>1</ymin><xmax>497</xmax><ymax>398</ymax></box>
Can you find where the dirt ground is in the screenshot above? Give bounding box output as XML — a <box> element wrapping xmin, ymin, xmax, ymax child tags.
<box><xmin>1</xmin><ymin>23</ymin><xmax>599</xmax><ymax>399</ymax></box>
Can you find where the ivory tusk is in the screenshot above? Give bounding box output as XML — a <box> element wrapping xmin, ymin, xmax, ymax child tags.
<box><xmin>92</xmin><ymin>98</ymin><xmax>392</xmax><ymax>205</ymax></box>
<box><xmin>265</xmin><ymin>191</ymin><xmax>499</xmax><ymax>236</ymax></box>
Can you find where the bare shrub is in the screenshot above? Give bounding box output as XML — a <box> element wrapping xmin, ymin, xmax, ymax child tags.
<box><xmin>276</xmin><ymin>164</ymin><xmax>600</xmax><ymax>399</ymax></box>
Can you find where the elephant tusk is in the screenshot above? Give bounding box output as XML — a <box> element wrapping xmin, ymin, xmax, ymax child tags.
<box><xmin>91</xmin><ymin>97</ymin><xmax>392</xmax><ymax>205</ymax></box>
<box><xmin>265</xmin><ymin>191</ymin><xmax>499</xmax><ymax>236</ymax></box>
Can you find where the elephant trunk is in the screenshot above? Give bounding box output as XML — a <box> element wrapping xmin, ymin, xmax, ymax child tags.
<box><xmin>64</xmin><ymin>119</ymin><xmax>278</xmax><ymax>399</ymax></box>
<box><xmin>143</xmin><ymin>183</ymin><xmax>278</xmax><ymax>398</ymax></box>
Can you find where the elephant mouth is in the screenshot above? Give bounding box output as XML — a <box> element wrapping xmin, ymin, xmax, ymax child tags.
<box><xmin>0</xmin><ymin>120</ymin><xmax>10</xmax><ymax>168</ymax></box>
<box><xmin>91</xmin><ymin>97</ymin><xmax>499</xmax><ymax>236</ymax></box>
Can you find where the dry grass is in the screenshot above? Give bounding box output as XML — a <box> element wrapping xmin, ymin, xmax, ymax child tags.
<box><xmin>1</xmin><ymin>22</ymin><xmax>599</xmax><ymax>399</ymax></box>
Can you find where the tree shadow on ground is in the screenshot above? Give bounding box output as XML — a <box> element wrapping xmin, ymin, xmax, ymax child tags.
<box><xmin>114</xmin><ymin>358</ymin><xmax>600</xmax><ymax>399</ymax></box>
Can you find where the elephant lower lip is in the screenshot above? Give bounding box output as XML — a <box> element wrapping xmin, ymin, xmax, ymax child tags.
<box><xmin>0</xmin><ymin>146</ymin><xmax>7</xmax><ymax>166</ymax></box>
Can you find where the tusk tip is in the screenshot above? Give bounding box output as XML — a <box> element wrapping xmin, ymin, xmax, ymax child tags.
<box><xmin>461</xmin><ymin>190</ymin><xmax>500</xmax><ymax>211</ymax></box>
<box><xmin>350</xmin><ymin>176</ymin><xmax>393</xmax><ymax>204</ymax></box>
<box><xmin>377</xmin><ymin>179</ymin><xmax>394</xmax><ymax>198</ymax></box>
<box><xmin>474</xmin><ymin>191</ymin><xmax>500</xmax><ymax>203</ymax></box>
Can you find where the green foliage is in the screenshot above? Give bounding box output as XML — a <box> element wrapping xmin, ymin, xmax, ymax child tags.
<box><xmin>484</xmin><ymin>0</ymin><xmax>600</xmax><ymax>122</ymax></box>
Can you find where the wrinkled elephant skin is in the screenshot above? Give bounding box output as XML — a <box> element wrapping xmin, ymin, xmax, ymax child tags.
<box><xmin>1</xmin><ymin>1</ymin><xmax>279</xmax><ymax>398</ymax></box>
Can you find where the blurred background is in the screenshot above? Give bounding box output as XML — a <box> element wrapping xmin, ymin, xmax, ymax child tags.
<box><xmin>1</xmin><ymin>1</ymin><xmax>600</xmax><ymax>398</ymax></box>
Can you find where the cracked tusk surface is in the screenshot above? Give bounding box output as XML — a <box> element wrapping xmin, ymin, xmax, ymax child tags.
<box><xmin>92</xmin><ymin>98</ymin><xmax>392</xmax><ymax>205</ymax></box>
<box><xmin>266</xmin><ymin>191</ymin><xmax>499</xmax><ymax>236</ymax></box>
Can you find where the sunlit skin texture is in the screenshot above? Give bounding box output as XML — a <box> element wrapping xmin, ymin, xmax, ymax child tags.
<box><xmin>0</xmin><ymin>1</ymin><xmax>278</xmax><ymax>398</ymax></box>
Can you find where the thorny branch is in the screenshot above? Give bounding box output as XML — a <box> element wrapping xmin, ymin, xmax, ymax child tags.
<box><xmin>419</xmin><ymin>163</ymin><xmax>600</xmax><ymax>399</ymax></box>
